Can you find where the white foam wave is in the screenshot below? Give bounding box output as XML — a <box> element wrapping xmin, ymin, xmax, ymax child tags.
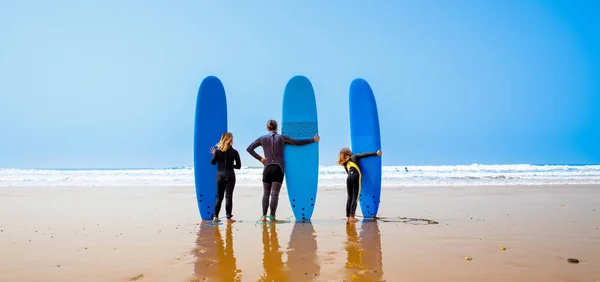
<box><xmin>1</xmin><ymin>164</ymin><xmax>600</xmax><ymax>187</ymax></box>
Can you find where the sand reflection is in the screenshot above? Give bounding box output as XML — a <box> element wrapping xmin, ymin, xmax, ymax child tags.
<box><xmin>257</xmin><ymin>221</ymin><xmax>321</xmax><ymax>281</ymax></box>
<box><xmin>259</xmin><ymin>223</ymin><xmax>286</xmax><ymax>281</ymax></box>
<box><xmin>192</xmin><ymin>221</ymin><xmax>241</xmax><ymax>281</ymax></box>
<box><xmin>344</xmin><ymin>220</ymin><xmax>384</xmax><ymax>281</ymax></box>
<box><xmin>286</xmin><ymin>221</ymin><xmax>320</xmax><ymax>280</ymax></box>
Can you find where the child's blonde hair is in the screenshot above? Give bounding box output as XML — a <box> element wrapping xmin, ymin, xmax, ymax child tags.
<box><xmin>337</xmin><ymin>148</ymin><xmax>352</xmax><ymax>165</ymax></box>
<box><xmin>216</xmin><ymin>132</ymin><xmax>233</xmax><ymax>152</ymax></box>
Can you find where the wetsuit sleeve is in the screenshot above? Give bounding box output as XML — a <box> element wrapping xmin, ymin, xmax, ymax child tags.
<box><xmin>246</xmin><ymin>137</ymin><xmax>263</xmax><ymax>161</ymax></box>
<box><xmin>282</xmin><ymin>135</ymin><xmax>314</xmax><ymax>146</ymax></box>
<box><xmin>352</xmin><ymin>152</ymin><xmax>379</xmax><ymax>161</ymax></box>
<box><xmin>210</xmin><ymin>150</ymin><xmax>219</xmax><ymax>165</ymax></box>
<box><xmin>233</xmin><ymin>150</ymin><xmax>241</xmax><ymax>169</ymax></box>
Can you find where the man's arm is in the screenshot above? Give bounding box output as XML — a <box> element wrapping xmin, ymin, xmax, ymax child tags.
<box><xmin>282</xmin><ymin>135</ymin><xmax>317</xmax><ymax>146</ymax></box>
<box><xmin>246</xmin><ymin>137</ymin><xmax>264</xmax><ymax>161</ymax></box>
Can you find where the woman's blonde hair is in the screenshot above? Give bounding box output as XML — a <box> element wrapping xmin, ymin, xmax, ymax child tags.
<box><xmin>216</xmin><ymin>132</ymin><xmax>233</xmax><ymax>152</ymax></box>
<box><xmin>337</xmin><ymin>148</ymin><xmax>352</xmax><ymax>166</ymax></box>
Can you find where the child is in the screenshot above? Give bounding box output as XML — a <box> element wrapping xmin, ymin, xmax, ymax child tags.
<box><xmin>210</xmin><ymin>132</ymin><xmax>242</xmax><ymax>222</ymax></box>
<box><xmin>337</xmin><ymin>148</ymin><xmax>382</xmax><ymax>223</ymax></box>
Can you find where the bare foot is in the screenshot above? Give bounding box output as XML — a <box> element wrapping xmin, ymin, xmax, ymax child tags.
<box><xmin>261</xmin><ymin>216</ymin><xmax>267</xmax><ymax>222</ymax></box>
<box><xmin>212</xmin><ymin>217</ymin><xmax>221</xmax><ymax>223</ymax></box>
<box><xmin>227</xmin><ymin>218</ymin><xmax>236</xmax><ymax>223</ymax></box>
<box><xmin>347</xmin><ymin>217</ymin><xmax>358</xmax><ymax>223</ymax></box>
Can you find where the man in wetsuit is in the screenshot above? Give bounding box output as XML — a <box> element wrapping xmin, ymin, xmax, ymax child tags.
<box><xmin>247</xmin><ymin>119</ymin><xmax>320</xmax><ymax>222</ymax></box>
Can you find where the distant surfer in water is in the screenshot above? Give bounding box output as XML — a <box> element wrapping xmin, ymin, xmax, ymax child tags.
<box><xmin>247</xmin><ymin>119</ymin><xmax>320</xmax><ymax>222</ymax></box>
<box><xmin>338</xmin><ymin>148</ymin><xmax>382</xmax><ymax>223</ymax></box>
<box><xmin>210</xmin><ymin>132</ymin><xmax>241</xmax><ymax>222</ymax></box>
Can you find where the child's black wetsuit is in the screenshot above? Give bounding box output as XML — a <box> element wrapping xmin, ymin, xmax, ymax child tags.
<box><xmin>211</xmin><ymin>147</ymin><xmax>241</xmax><ymax>219</ymax></box>
<box><xmin>343</xmin><ymin>152</ymin><xmax>379</xmax><ymax>217</ymax></box>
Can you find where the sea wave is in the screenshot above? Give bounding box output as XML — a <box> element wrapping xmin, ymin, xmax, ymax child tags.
<box><xmin>1</xmin><ymin>164</ymin><xmax>600</xmax><ymax>187</ymax></box>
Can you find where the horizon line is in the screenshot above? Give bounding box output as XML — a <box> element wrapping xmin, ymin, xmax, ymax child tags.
<box><xmin>1</xmin><ymin>163</ymin><xmax>599</xmax><ymax>170</ymax></box>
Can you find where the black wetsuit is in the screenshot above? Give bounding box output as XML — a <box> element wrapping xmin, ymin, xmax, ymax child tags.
<box><xmin>247</xmin><ymin>132</ymin><xmax>315</xmax><ymax>217</ymax></box>
<box><xmin>211</xmin><ymin>147</ymin><xmax>241</xmax><ymax>219</ymax></box>
<box><xmin>343</xmin><ymin>152</ymin><xmax>379</xmax><ymax>217</ymax></box>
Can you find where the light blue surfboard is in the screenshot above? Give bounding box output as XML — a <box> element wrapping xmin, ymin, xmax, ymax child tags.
<box><xmin>282</xmin><ymin>75</ymin><xmax>319</xmax><ymax>221</ymax></box>
<box><xmin>194</xmin><ymin>76</ymin><xmax>227</xmax><ymax>220</ymax></box>
<box><xmin>349</xmin><ymin>78</ymin><xmax>382</xmax><ymax>218</ymax></box>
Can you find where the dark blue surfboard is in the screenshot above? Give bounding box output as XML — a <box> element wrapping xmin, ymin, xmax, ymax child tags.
<box><xmin>193</xmin><ymin>76</ymin><xmax>227</xmax><ymax>220</ymax></box>
<box><xmin>349</xmin><ymin>78</ymin><xmax>382</xmax><ymax>218</ymax></box>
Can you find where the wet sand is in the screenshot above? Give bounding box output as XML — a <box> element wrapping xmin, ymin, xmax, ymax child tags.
<box><xmin>1</xmin><ymin>184</ymin><xmax>599</xmax><ymax>281</ymax></box>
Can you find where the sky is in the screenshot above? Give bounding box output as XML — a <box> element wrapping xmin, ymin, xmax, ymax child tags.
<box><xmin>1</xmin><ymin>0</ymin><xmax>599</xmax><ymax>168</ymax></box>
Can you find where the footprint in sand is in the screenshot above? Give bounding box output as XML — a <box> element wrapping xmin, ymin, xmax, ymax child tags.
<box><xmin>324</xmin><ymin>251</ymin><xmax>338</xmax><ymax>264</ymax></box>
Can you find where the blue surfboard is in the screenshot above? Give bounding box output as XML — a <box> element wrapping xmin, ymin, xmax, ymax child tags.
<box><xmin>282</xmin><ymin>75</ymin><xmax>319</xmax><ymax>221</ymax></box>
<box><xmin>193</xmin><ymin>76</ymin><xmax>227</xmax><ymax>220</ymax></box>
<box><xmin>349</xmin><ymin>78</ymin><xmax>382</xmax><ymax>218</ymax></box>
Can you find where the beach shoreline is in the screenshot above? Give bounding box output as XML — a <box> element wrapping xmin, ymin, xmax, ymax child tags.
<box><xmin>1</xmin><ymin>184</ymin><xmax>599</xmax><ymax>281</ymax></box>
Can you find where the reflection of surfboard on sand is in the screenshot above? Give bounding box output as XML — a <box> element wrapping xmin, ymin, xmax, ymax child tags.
<box><xmin>192</xmin><ymin>222</ymin><xmax>240</xmax><ymax>281</ymax></box>
<box><xmin>192</xmin><ymin>222</ymin><xmax>219</xmax><ymax>279</ymax></box>
<box><xmin>286</xmin><ymin>222</ymin><xmax>319</xmax><ymax>280</ymax></box>
<box><xmin>360</xmin><ymin>220</ymin><xmax>383</xmax><ymax>280</ymax></box>
<box><xmin>344</xmin><ymin>220</ymin><xmax>384</xmax><ymax>281</ymax></box>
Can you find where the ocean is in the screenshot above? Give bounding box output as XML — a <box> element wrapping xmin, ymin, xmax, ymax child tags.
<box><xmin>1</xmin><ymin>164</ymin><xmax>600</xmax><ymax>187</ymax></box>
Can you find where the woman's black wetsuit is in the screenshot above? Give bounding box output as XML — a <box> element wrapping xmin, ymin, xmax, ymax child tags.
<box><xmin>343</xmin><ymin>152</ymin><xmax>379</xmax><ymax>217</ymax></box>
<box><xmin>211</xmin><ymin>147</ymin><xmax>242</xmax><ymax>219</ymax></box>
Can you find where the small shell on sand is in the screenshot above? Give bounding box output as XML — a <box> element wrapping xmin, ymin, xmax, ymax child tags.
<box><xmin>500</xmin><ymin>246</ymin><xmax>506</xmax><ymax>251</ymax></box>
<box><xmin>465</xmin><ymin>257</ymin><xmax>472</xmax><ymax>261</ymax></box>
<box><xmin>567</xmin><ymin>258</ymin><xmax>579</xmax><ymax>264</ymax></box>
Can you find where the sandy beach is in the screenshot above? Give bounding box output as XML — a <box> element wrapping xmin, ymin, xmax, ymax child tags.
<box><xmin>1</xmin><ymin>184</ymin><xmax>599</xmax><ymax>281</ymax></box>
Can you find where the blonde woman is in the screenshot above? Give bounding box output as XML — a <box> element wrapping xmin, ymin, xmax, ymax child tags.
<box><xmin>210</xmin><ymin>132</ymin><xmax>242</xmax><ymax>222</ymax></box>
<box><xmin>337</xmin><ymin>148</ymin><xmax>382</xmax><ymax>223</ymax></box>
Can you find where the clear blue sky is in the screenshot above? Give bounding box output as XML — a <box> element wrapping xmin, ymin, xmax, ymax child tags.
<box><xmin>1</xmin><ymin>0</ymin><xmax>598</xmax><ymax>168</ymax></box>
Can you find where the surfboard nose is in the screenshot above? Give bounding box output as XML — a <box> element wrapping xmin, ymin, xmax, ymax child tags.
<box><xmin>350</xmin><ymin>78</ymin><xmax>372</xmax><ymax>92</ymax></box>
